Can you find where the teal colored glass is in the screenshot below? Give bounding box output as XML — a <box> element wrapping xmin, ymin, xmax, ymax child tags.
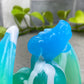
<box><xmin>54</xmin><ymin>43</ymin><xmax>81</xmax><ymax>84</ymax></box>
<box><xmin>13</xmin><ymin>61</ymin><xmax>66</xmax><ymax>84</ymax></box>
<box><xmin>0</xmin><ymin>33</ymin><xmax>16</xmax><ymax>84</ymax></box>
<box><xmin>0</xmin><ymin>26</ymin><xmax>19</xmax><ymax>84</ymax></box>
<box><xmin>13</xmin><ymin>67</ymin><xmax>31</xmax><ymax>84</ymax></box>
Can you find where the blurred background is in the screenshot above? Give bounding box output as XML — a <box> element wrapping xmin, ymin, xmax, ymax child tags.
<box><xmin>0</xmin><ymin>0</ymin><xmax>84</xmax><ymax>83</ymax></box>
<box><xmin>0</xmin><ymin>0</ymin><xmax>84</xmax><ymax>26</ymax></box>
<box><xmin>0</xmin><ymin>0</ymin><xmax>75</xmax><ymax>26</ymax></box>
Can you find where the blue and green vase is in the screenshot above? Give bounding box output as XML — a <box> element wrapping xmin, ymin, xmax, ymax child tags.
<box><xmin>0</xmin><ymin>20</ymin><xmax>81</xmax><ymax>84</ymax></box>
<box><xmin>13</xmin><ymin>20</ymin><xmax>81</xmax><ymax>84</ymax></box>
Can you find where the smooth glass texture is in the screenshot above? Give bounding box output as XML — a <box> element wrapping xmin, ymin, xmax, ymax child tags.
<box><xmin>54</xmin><ymin>43</ymin><xmax>81</xmax><ymax>84</ymax></box>
<box><xmin>0</xmin><ymin>26</ymin><xmax>19</xmax><ymax>84</ymax></box>
<box><xmin>13</xmin><ymin>61</ymin><xmax>66</xmax><ymax>84</ymax></box>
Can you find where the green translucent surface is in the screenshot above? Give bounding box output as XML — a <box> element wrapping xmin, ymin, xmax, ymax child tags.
<box><xmin>13</xmin><ymin>67</ymin><xmax>31</xmax><ymax>84</ymax></box>
<box><xmin>31</xmin><ymin>61</ymin><xmax>66</xmax><ymax>84</ymax></box>
<box><xmin>13</xmin><ymin>61</ymin><xmax>66</xmax><ymax>84</ymax></box>
<box><xmin>33</xmin><ymin>71</ymin><xmax>47</xmax><ymax>84</ymax></box>
<box><xmin>54</xmin><ymin>45</ymin><xmax>81</xmax><ymax>84</ymax></box>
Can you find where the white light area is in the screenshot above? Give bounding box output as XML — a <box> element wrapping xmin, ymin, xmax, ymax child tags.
<box><xmin>28</xmin><ymin>61</ymin><xmax>55</xmax><ymax>84</ymax></box>
<box><xmin>24</xmin><ymin>80</ymin><xmax>28</xmax><ymax>84</ymax></box>
<box><xmin>6</xmin><ymin>25</ymin><xmax>19</xmax><ymax>45</ymax></box>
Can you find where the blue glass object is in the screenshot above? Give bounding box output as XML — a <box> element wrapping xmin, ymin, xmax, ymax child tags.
<box><xmin>28</xmin><ymin>20</ymin><xmax>81</xmax><ymax>84</ymax></box>
<box><xmin>28</xmin><ymin>20</ymin><xmax>72</xmax><ymax>62</ymax></box>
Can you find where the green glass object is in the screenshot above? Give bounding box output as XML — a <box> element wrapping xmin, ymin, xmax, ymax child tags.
<box><xmin>13</xmin><ymin>67</ymin><xmax>31</xmax><ymax>84</ymax></box>
<box><xmin>54</xmin><ymin>43</ymin><xmax>81</xmax><ymax>84</ymax></box>
<box><xmin>28</xmin><ymin>61</ymin><xmax>66</xmax><ymax>84</ymax></box>
<box><xmin>13</xmin><ymin>61</ymin><xmax>66</xmax><ymax>84</ymax></box>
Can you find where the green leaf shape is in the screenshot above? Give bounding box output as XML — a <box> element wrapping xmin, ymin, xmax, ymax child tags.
<box><xmin>30</xmin><ymin>12</ymin><xmax>45</xmax><ymax>24</ymax></box>
<box><xmin>69</xmin><ymin>10</ymin><xmax>84</xmax><ymax>24</ymax></box>
<box><xmin>24</xmin><ymin>8</ymin><xmax>30</xmax><ymax>14</ymax></box>
<box><xmin>57</xmin><ymin>10</ymin><xmax>71</xmax><ymax>20</ymax></box>
<box><xmin>12</xmin><ymin>5</ymin><xmax>30</xmax><ymax>23</ymax></box>
<box><xmin>43</xmin><ymin>11</ymin><xmax>53</xmax><ymax>25</ymax></box>
<box><xmin>13</xmin><ymin>5</ymin><xmax>23</xmax><ymax>11</ymax></box>
<box><xmin>0</xmin><ymin>26</ymin><xmax>6</xmax><ymax>38</ymax></box>
<box><xmin>11</xmin><ymin>9</ymin><xmax>25</xmax><ymax>23</ymax></box>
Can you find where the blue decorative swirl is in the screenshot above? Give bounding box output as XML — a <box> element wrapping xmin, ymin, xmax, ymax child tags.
<box><xmin>28</xmin><ymin>20</ymin><xmax>72</xmax><ymax>62</ymax></box>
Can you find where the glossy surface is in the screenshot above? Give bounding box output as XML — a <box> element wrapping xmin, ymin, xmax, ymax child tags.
<box><xmin>13</xmin><ymin>67</ymin><xmax>31</xmax><ymax>84</ymax></box>
<box><xmin>0</xmin><ymin>20</ymin><xmax>81</xmax><ymax>84</ymax></box>
<box><xmin>28</xmin><ymin>20</ymin><xmax>81</xmax><ymax>84</ymax></box>
<box><xmin>13</xmin><ymin>61</ymin><xmax>66</xmax><ymax>84</ymax></box>
<box><xmin>54</xmin><ymin>43</ymin><xmax>81</xmax><ymax>84</ymax></box>
<box><xmin>0</xmin><ymin>26</ymin><xmax>19</xmax><ymax>84</ymax></box>
<box><xmin>31</xmin><ymin>44</ymin><xmax>81</xmax><ymax>84</ymax></box>
<box><xmin>27</xmin><ymin>20</ymin><xmax>81</xmax><ymax>84</ymax></box>
<box><xmin>28</xmin><ymin>20</ymin><xmax>72</xmax><ymax>62</ymax></box>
